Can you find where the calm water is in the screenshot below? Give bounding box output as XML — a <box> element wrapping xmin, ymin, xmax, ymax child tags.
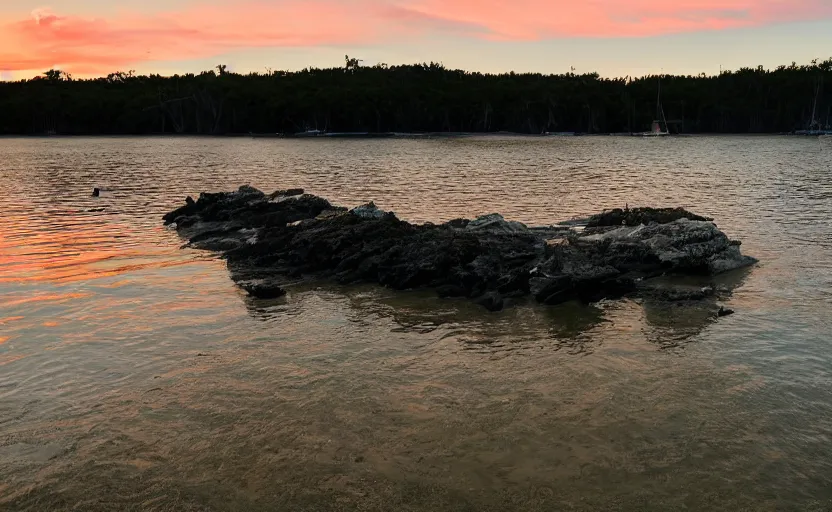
<box><xmin>1</xmin><ymin>135</ymin><xmax>831</xmax><ymax>511</ymax></box>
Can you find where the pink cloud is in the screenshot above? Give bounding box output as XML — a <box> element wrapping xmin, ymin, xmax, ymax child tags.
<box><xmin>397</xmin><ymin>0</ymin><xmax>832</xmax><ymax>39</ymax></box>
<box><xmin>1</xmin><ymin>0</ymin><xmax>831</xmax><ymax>75</ymax></box>
<box><xmin>0</xmin><ymin>1</ymin><xmax>402</xmax><ymax>73</ymax></box>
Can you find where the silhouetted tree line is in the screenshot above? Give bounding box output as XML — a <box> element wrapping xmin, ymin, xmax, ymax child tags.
<box><xmin>1</xmin><ymin>57</ymin><xmax>831</xmax><ymax>135</ymax></box>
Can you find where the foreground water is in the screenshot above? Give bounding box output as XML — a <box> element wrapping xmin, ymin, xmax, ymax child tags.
<box><xmin>1</xmin><ymin>135</ymin><xmax>831</xmax><ymax>511</ymax></box>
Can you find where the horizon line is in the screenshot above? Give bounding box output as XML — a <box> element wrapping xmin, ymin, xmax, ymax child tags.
<box><xmin>3</xmin><ymin>56</ymin><xmax>832</xmax><ymax>83</ymax></box>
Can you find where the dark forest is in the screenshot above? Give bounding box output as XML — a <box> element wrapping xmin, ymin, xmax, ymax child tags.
<box><xmin>1</xmin><ymin>57</ymin><xmax>830</xmax><ymax>135</ymax></box>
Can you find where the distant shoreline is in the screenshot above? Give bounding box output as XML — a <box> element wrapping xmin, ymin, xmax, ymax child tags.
<box><xmin>3</xmin><ymin>60</ymin><xmax>829</xmax><ymax>136</ymax></box>
<box><xmin>0</xmin><ymin>131</ymin><xmax>813</xmax><ymax>139</ymax></box>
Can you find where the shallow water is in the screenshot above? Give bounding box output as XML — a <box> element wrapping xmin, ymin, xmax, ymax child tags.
<box><xmin>1</xmin><ymin>135</ymin><xmax>831</xmax><ymax>511</ymax></box>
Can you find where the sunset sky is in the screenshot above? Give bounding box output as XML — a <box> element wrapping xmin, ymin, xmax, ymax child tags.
<box><xmin>2</xmin><ymin>0</ymin><xmax>832</xmax><ymax>80</ymax></box>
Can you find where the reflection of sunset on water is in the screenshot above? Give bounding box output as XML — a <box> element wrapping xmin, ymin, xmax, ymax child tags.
<box><xmin>1</xmin><ymin>136</ymin><xmax>831</xmax><ymax>511</ymax></box>
<box><xmin>0</xmin><ymin>212</ymin><xmax>191</xmax><ymax>285</ymax></box>
<box><xmin>1</xmin><ymin>292</ymin><xmax>92</xmax><ymax>308</ymax></box>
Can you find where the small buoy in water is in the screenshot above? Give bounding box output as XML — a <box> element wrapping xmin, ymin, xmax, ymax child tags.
<box><xmin>718</xmin><ymin>306</ymin><xmax>735</xmax><ymax>317</ymax></box>
<box><xmin>92</xmin><ymin>188</ymin><xmax>101</xmax><ymax>197</ymax></box>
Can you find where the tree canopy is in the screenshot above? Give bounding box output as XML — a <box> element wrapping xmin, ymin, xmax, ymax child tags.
<box><xmin>1</xmin><ymin>57</ymin><xmax>831</xmax><ymax>135</ymax></box>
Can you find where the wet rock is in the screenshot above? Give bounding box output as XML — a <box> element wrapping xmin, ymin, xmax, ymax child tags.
<box><xmin>708</xmin><ymin>244</ymin><xmax>758</xmax><ymax>274</ymax></box>
<box><xmin>350</xmin><ymin>201</ymin><xmax>392</xmax><ymax>220</ymax></box>
<box><xmin>445</xmin><ymin>218</ymin><xmax>470</xmax><ymax>229</ymax></box>
<box><xmin>269</xmin><ymin>188</ymin><xmax>305</xmax><ymax>199</ymax></box>
<box><xmin>578</xmin><ymin>218</ymin><xmax>758</xmax><ymax>275</ymax></box>
<box><xmin>557</xmin><ymin>216</ymin><xmax>592</xmax><ymax>227</ymax></box>
<box><xmin>718</xmin><ymin>306</ymin><xmax>735</xmax><ymax>317</ymax></box>
<box><xmin>474</xmin><ymin>291</ymin><xmax>505</xmax><ymax>312</ymax></box>
<box><xmin>639</xmin><ymin>284</ymin><xmax>716</xmax><ymax>301</ymax></box>
<box><xmin>164</xmin><ymin>186</ymin><xmax>333</xmax><ymax>227</ymax></box>
<box><xmin>465</xmin><ymin>213</ymin><xmax>528</xmax><ymax>234</ymax></box>
<box><xmin>238</xmin><ymin>279</ymin><xmax>287</xmax><ymax>299</ymax></box>
<box><xmin>162</xmin><ymin>186</ymin><xmax>758</xmax><ymax>312</ymax></box>
<box><xmin>436</xmin><ymin>284</ymin><xmax>467</xmax><ymax>298</ymax></box>
<box><xmin>532</xmin><ymin>276</ymin><xmax>574</xmax><ymax>305</ymax></box>
<box><xmin>316</xmin><ymin>209</ymin><xmax>348</xmax><ymax>220</ymax></box>
<box><xmin>586</xmin><ymin>207</ymin><xmax>711</xmax><ymax>227</ymax></box>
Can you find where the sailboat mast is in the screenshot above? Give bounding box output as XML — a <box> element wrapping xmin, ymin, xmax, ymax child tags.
<box><xmin>810</xmin><ymin>81</ymin><xmax>820</xmax><ymax>130</ymax></box>
<box><xmin>656</xmin><ymin>75</ymin><xmax>668</xmax><ymax>133</ymax></box>
<box><xmin>656</xmin><ymin>76</ymin><xmax>662</xmax><ymax>120</ymax></box>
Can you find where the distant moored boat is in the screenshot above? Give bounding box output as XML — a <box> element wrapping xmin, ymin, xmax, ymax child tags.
<box><xmin>795</xmin><ymin>79</ymin><xmax>832</xmax><ymax>136</ymax></box>
<box><xmin>641</xmin><ymin>120</ymin><xmax>669</xmax><ymax>137</ymax></box>
<box><xmin>635</xmin><ymin>76</ymin><xmax>670</xmax><ymax>137</ymax></box>
<box><xmin>294</xmin><ymin>129</ymin><xmax>326</xmax><ymax>137</ymax></box>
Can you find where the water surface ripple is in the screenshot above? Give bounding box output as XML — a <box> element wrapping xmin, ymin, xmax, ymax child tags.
<box><xmin>1</xmin><ymin>135</ymin><xmax>831</xmax><ymax>511</ymax></box>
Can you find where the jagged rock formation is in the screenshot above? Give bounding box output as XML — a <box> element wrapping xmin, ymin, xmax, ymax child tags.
<box><xmin>163</xmin><ymin>186</ymin><xmax>757</xmax><ymax>311</ymax></box>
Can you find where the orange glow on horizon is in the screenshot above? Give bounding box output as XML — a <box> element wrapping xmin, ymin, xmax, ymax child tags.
<box><xmin>1</xmin><ymin>0</ymin><xmax>830</xmax><ymax>77</ymax></box>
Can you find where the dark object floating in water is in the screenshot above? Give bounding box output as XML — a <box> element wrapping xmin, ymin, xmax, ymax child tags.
<box><xmin>238</xmin><ymin>279</ymin><xmax>287</xmax><ymax>299</ymax></box>
<box><xmin>163</xmin><ymin>186</ymin><xmax>758</xmax><ymax>310</ymax></box>
<box><xmin>92</xmin><ymin>187</ymin><xmax>101</xmax><ymax>197</ymax></box>
<box><xmin>718</xmin><ymin>306</ymin><xmax>735</xmax><ymax>317</ymax></box>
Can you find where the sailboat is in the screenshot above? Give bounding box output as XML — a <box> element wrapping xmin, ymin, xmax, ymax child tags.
<box><xmin>795</xmin><ymin>80</ymin><xmax>832</xmax><ymax>136</ymax></box>
<box><xmin>637</xmin><ymin>77</ymin><xmax>670</xmax><ymax>137</ymax></box>
<box><xmin>644</xmin><ymin>120</ymin><xmax>668</xmax><ymax>137</ymax></box>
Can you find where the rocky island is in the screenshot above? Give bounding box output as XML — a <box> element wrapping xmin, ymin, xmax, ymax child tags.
<box><xmin>163</xmin><ymin>186</ymin><xmax>757</xmax><ymax>312</ymax></box>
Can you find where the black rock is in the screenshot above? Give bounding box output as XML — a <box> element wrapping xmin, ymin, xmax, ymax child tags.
<box><xmin>474</xmin><ymin>291</ymin><xmax>505</xmax><ymax>312</ymax></box>
<box><xmin>270</xmin><ymin>188</ymin><xmax>305</xmax><ymax>198</ymax></box>
<box><xmin>586</xmin><ymin>207</ymin><xmax>711</xmax><ymax>227</ymax></box>
<box><xmin>718</xmin><ymin>306</ymin><xmax>735</xmax><ymax>317</ymax></box>
<box><xmin>92</xmin><ymin>187</ymin><xmax>100</xmax><ymax>197</ymax></box>
<box><xmin>436</xmin><ymin>285</ymin><xmax>468</xmax><ymax>298</ymax></box>
<box><xmin>239</xmin><ymin>280</ymin><xmax>287</xmax><ymax>299</ymax></box>
<box><xmin>639</xmin><ymin>285</ymin><xmax>716</xmax><ymax>302</ymax></box>
<box><xmin>162</xmin><ymin>186</ymin><xmax>758</xmax><ymax>312</ymax></box>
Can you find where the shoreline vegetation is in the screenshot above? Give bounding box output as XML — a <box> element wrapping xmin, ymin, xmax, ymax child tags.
<box><xmin>2</xmin><ymin>57</ymin><xmax>832</xmax><ymax>136</ymax></box>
